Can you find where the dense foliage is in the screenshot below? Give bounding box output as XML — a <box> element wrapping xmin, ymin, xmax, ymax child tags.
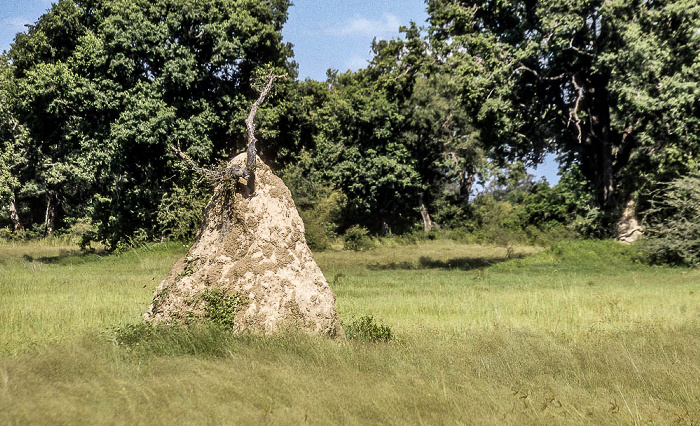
<box><xmin>1</xmin><ymin>0</ymin><xmax>699</xmax><ymax>257</ymax></box>
<box><xmin>1</xmin><ymin>0</ymin><xmax>293</xmax><ymax>248</ymax></box>
<box><xmin>281</xmin><ymin>27</ymin><xmax>485</xmax><ymax>236</ymax></box>
<box><xmin>641</xmin><ymin>173</ymin><xmax>700</xmax><ymax>266</ymax></box>
<box><xmin>428</xmin><ymin>0</ymin><xmax>700</xmax><ymax>229</ymax></box>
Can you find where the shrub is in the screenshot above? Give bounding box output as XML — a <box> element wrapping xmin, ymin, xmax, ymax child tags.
<box><xmin>157</xmin><ymin>184</ymin><xmax>210</xmax><ymax>242</ymax></box>
<box><xmin>0</xmin><ymin>227</ymin><xmax>18</xmax><ymax>241</ymax></box>
<box><xmin>343</xmin><ymin>316</ymin><xmax>392</xmax><ymax>342</ymax></box>
<box><xmin>300</xmin><ymin>210</ymin><xmax>331</xmax><ymax>251</ymax></box>
<box><xmin>64</xmin><ymin>218</ymin><xmax>96</xmax><ymax>244</ymax></box>
<box><xmin>297</xmin><ymin>190</ymin><xmax>346</xmax><ymax>251</ymax></box>
<box><xmin>201</xmin><ymin>289</ymin><xmax>248</xmax><ymax>328</ymax></box>
<box><xmin>641</xmin><ymin>173</ymin><xmax>700</xmax><ymax>267</ymax></box>
<box><xmin>282</xmin><ymin>159</ymin><xmax>347</xmax><ymax>251</ymax></box>
<box><xmin>112</xmin><ymin>322</ymin><xmax>156</xmax><ymax>346</ymax></box>
<box><xmin>343</xmin><ymin>225</ymin><xmax>373</xmax><ymax>251</ymax></box>
<box><xmin>546</xmin><ymin>239</ymin><xmax>637</xmax><ymax>266</ymax></box>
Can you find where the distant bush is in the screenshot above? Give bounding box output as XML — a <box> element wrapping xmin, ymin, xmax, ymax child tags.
<box><xmin>0</xmin><ymin>227</ymin><xmax>17</xmax><ymax>241</ymax></box>
<box><xmin>282</xmin><ymin>158</ymin><xmax>347</xmax><ymax>252</ymax></box>
<box><xmin>64</xmin><ymin>218</ymin><xmax>96</xmax><ymax>242</ymax></box>
<box><xmin>113</xmin><ymin>322</ymin><xmax>156</xmax><ymax>346</ymax></box>
<box><xmin>299</xmin><ymin>190</ymin><xmax>346</xmax><ymax>251</ymax></box>
<box><xmin>455</xmin><ymin>167</ymin><xmax>595</xmax><ymax>246</ymax></box>
<box><xmin>157</xmin><ymin>184</ymin><xmax>210</xmax><ymax>243</ymax></box>
<box><xmin>641</xmin><ymin>173</ymin><xmax>700</xmax><ymax>267</ymax></box>
<box><xmin>373</xmin><ymin>229</ymin><xmax>438</xmax><ymax>247</ymax></box>
<box><xmin>343</xmin><ymin>316</ymin><xmax>392</xmax><ymax>342</ymax></box>
<box><xmin>343</xmin><ymin>225</ymin><xmax>373</xmax><ymax>251</ymax></box>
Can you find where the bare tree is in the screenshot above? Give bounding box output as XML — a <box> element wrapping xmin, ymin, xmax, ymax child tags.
<box><xmin>172</xmin><ymin>72</ymin><xmax>287</xmax><ymax>183</ymax></box>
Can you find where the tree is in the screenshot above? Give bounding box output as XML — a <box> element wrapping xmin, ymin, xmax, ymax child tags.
<box><xmin>642</xmin><ymin>173</ymin><xmax>700</xmax><ymax>266</ymax></box>
<box><xmin>428</xmin><ymin>0</ymin><xmax>700</xmax><ymax>231</ymax></box>
<box><xmin>282</xmin><ymin>24</ymin><xmax>488</xmax><ymax>235</ymax></box>
<box><xmin>0</xmin><ymin>55</ymin><xmax>27</xmax><ymax>232</ymax></box>
<box><xmin>303</xmin><ymin>68</ymin><xmax>425</xmax><ymax>234</ymax></box>
<box><xmin>367</xmin><ymin>24</ymin><xmax>484</xmax><ymax>229</ymax></box>
<box><xmin>6</xmin><ymin>0</ymin><xmax>295</xmax><ymax>246</ymax></box>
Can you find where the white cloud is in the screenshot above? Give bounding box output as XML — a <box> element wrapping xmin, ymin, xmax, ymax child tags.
<box><xmin>325</xmin><ymin>13</ymin><xmax>401</xmax><ymax>39</ymax></box>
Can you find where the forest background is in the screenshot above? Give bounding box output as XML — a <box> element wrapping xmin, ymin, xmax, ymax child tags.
<box><xmin>0</xmin><ymin>0</ymin><xmax>699</xmax><ymax>265</ymax></box>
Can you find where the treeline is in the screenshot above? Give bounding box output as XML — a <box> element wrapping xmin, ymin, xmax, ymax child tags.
<box><xmin>1</xmin><ymin>0</ymin><xmax>699</xmax><ymax>259</ymax></box>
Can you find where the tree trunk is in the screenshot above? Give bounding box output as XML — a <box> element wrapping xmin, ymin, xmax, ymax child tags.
<box><xmin>419</xmin><ymin>195</ymin><xmax>433</xmax><ymax>232</ymax></box>
<box><xmin>616</xmin><ymin>198</ymin><xmax>643</xmax><ymax>243</ymax></box>
<box><xmin>9</xmin><ymin>197</ymin><xmax>23</xmax><ymax>232</ymax></box>
<box><xmin>44</xmin><ymin>196</ymin><xmax>55</xmax><ymax>236</ymax></box>
<box><xmin>460</xmin><ymin>168</ymin><xmax>476</xmax><ymax>202</ymax></box>
<box><xmin>588</xmin><ymin>74</ymin><xmax>615</xmax><ymax>209</ymax></box>
<box><xmin>381</xmin><ymin>219</ymin><xmax>391</xmax><ymax>236</ymax></box>
<box><xmin>576</xmin><ymin>72</ymin><xmax>618</xmax><ymax>225</ymax></box>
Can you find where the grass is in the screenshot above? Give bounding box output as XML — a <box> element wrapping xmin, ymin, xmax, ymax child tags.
<box><xmin>0</xmin><ymin>239</ymin><xmax>698</xmax><ymax>424</ymax></box>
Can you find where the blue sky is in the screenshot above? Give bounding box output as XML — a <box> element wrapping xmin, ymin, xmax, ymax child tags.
<box><xmin>0</xmin><ymin>0</ymin><xmax>559</xmax><ymax>183</ymax></box>
<box><xmin>0</xmin><ymin>0</ymin><xmax>430</xmax><ymax>79</ymax></box>
<box><xmin>0</xmin><ymin>0</ymin><xmax>54</xmax><ymax>52</ymax></box>
<box><xmin>281</xmin><ymin>0</ymin><xmax>429</xmax><ymax>81</ymax></box>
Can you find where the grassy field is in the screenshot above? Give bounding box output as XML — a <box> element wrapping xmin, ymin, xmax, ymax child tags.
<box><xmin>0</xmin><ymin>239</ymin><xmax>698</xmax><ymax>424</ymax></box>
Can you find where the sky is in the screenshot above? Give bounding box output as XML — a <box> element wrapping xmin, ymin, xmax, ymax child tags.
<box><xmin>0</xmin><ymin>0</ymin><xmax>559</xmax><ymax>184</ymax></box>
<box><xmin>281</xmin><ymin>0</ymin><xmax>429</xmax><ymax>81</ymax></box>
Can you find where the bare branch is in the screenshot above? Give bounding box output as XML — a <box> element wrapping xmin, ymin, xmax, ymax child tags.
<box><xmin>171</xmin><ymin>144</ymin><xmax>235</xmax><ymax>182</ymax></box>
<box><xmin>171</xmin><ymin>72</ymin><xmax>286</xmax><ymax>184</ymax></box>
<box><xmin>569</xmin><ymin>37</ymin><xmax>594</xmax><ymax>57</ymax></box>
<box><xmin>513</xmin><ymin>63</ymin><xmax>568</xmax><ymax>81</ymax></box>
<box><xmin>244</xmin><ymin>73</ymin><xmax>287</xmax><ymax>172</ymax></box>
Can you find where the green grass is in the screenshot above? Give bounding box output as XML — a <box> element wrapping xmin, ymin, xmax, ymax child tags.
<box><xmin>1</xmin><ymin>239</ymin><xmax>698</xmax><ymax>424</ymax></box>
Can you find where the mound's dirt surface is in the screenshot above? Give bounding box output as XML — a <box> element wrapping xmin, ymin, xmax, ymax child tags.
<box><xmin>145</xmin><ymin>154</ymin><xmax>343</xmax><ymax>337</ymax></box>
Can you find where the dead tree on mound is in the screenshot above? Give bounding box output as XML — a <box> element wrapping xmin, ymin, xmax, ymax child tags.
<box><xmin>146</xmin><ymin>73</ymin><xmax>343</xmax><ymax>337</ymax></box>
<box><xmin>172</xmin><ymin>72</ymin><xmax>285</xmax><ymax>183</ymax></box>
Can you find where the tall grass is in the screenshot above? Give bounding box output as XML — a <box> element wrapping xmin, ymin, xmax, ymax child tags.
<box><xmin>1</xmin><ymin>239</ymin><xmax>698</xmax><ymax>424</ymax></box>
<box><xmin>0</xmin><ymin>241</ymin><xmax>184</xmax><ymax>354</ymax></box>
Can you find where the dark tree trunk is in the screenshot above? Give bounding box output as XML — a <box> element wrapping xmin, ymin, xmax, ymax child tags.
<box><xmin>381</xmin><ymin>219</ymin><xmax>391</xmax><ymax>236</ymax></box>
<box><xmin>9</xmin><ymin>197</ymin><xmax>23</xmax><ymax>232</ymax></box>
<box><xmin>588</xmin><ymin>74</ymin><xmax>615</xmax><ymax>210</ymax></box>
<box><xmin>576</xmin><ymin>72</ymin><xmax>618</xmax><ymax>220</ymax></box>
<box><xmin>44</xmin><ymin>195</ymin><xmax>56</xmax><ymax>236</ymax></box>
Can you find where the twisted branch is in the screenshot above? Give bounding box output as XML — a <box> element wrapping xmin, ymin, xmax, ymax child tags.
<box><xmin>244</xmin><ymin>73</ymin><xmax>287</xmax><ymax>173</ymax></box>
<box><xmin>171</xmin><ymin>144</ymin><xmax>237</xmax><ymax>181</ymax></box>
<box><xmin>172</xmin><ymin>72</ymin><xmax>286</xmax><ymax>183</ymax></box>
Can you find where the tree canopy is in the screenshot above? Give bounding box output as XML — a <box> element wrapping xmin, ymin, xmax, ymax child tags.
<box><xmin>1</xmin><ymin>0</ymin><xmax>699</xmax><ymax>248</ymax></box>
<box><xmin>428</xmin><ymin>0</ymin><xmax>700</xmax><ymax>227</ymax></box>
<box><xmin>2</xmin><ymin>0</ymin><xmax>294</xmax><ymax>247</ymax></box>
